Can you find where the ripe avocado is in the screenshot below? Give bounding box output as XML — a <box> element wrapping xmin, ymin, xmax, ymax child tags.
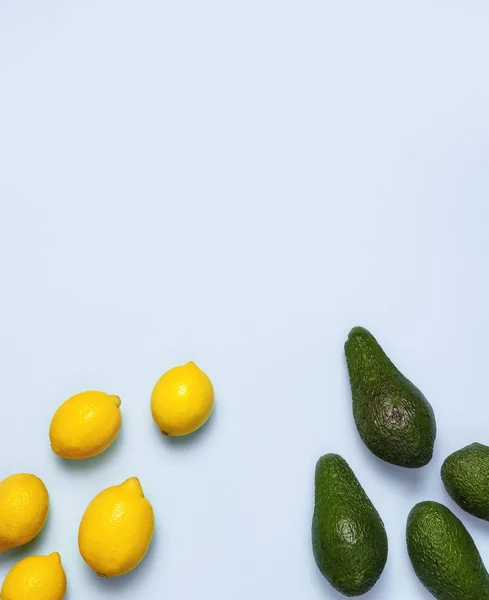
<box><xmin>441</xmin><ymin>442</ymin><xmax>489</xmax><ymax>521</ymax></box>
<box><xmin>344</xmin><ymin>326</ymin><xmax>436</xmax><ymax>468</ymax></box>
<box><xmin>312</xmin><ymin>454</ymin><xmax>388</xmax><ymax>596</ymax></box>
<box><xmin>406</xmin><ymin>501</ymin><xmax>489</xmax><ymax>600</ymax></box>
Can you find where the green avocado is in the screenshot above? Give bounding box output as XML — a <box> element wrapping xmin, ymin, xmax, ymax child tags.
<box><xmin>406</xmin><ymin>501</ymin><xmax>489</xmax><ymax>600</ymax></box>
<box><xmin>344</xmin><ymin>326</ymin><xmax>436</xmax><ymax>468</ymax></box>
<box><xmin>312</xmin><ymin>454</ymin><xmax>388</xmax><ymax>597</ymax></box>
<box><xmin>441</xmin><ymin>442</ymin><xmax>489</xmax><ymax>521</ymax></box>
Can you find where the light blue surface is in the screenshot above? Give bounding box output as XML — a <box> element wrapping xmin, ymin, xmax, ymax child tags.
<box><xmin>1</xmin><ymin>1</ymin><xmax>489</xmax><ymax>598</ymax></box>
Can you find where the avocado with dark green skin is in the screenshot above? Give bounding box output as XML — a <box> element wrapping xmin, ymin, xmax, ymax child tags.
<box><xmin>312</xmin><ymin>454</ymin><xmax>388</xmax><ymax>597</ymax></box>
<box><xmin>406</xmin><ymin>501</ymin><xmax>489</xmax><ymax>600</ymax></box>
<box><xmin>441</xmin><ymin>442</ymin><xmax>489</xmax><ymax>521</ymax></box>
<box><xmin>344</xmin><ymin>326</ymin><xmax>436</xmax><ymax>468</ymax></box>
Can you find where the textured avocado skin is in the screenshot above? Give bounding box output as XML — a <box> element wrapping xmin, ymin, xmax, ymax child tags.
<box><xmin>441</xmin><ymin>443</ymin><xmax>489</xmax><ymax>521</ymax></box>
<box><xmin>406</xmin><ymin>501</ymin><xmax>489</xmax><ymax>600</ymax></box>
<box><xmin>345</xmin><ymin>326</ymin><xmax>436</xmax><ymax>468</ymax></box>
<box><xmin>312</xmin><ymin>454</ymin><xmax>388</xmax><ymax>597</ymax></box>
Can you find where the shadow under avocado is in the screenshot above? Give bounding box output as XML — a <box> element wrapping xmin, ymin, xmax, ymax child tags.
<box><xmin>154</xmin><ymin>405</ymin><xmax>217</xmax><ymax>449</ymax></box>
<box><xmin>313</xmin><ymin>564</ymin><xmax>356</xmax><ymax>599</ymax></box>
<box><xmin>55</xmin><ymin>427</ymin><xmax>124</xmax><ymax>473</ymax></box>
<box><xmin>351</xmin><ymin>428</ymin><xmax>431</xmax><ymax>491</ymax></box>
<box><xmin>446</xmin><ymin>497</ymin><xmax>489</xmax><ymax>533</ymax></box>
<box><xmin>405</xmin><ymin>554</ymin><xmax>443</xmax><ymax>600</ymax></box>
<box><xmin>88</xmin><ymin>527</ymin><xmax>160</xmax><ymax>590</ymax></box>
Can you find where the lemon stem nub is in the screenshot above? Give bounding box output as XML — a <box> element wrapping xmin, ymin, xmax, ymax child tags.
<box><xmin>49</xmin><ymin>552</ymin><xmax>62</xmax><ymax>563</ymax></box>
<box><xmin>121</xmin><ymin>477</ymin><xmax>144</xmax><ymax>496</ymax></box>
<box><xmin>109</xmin><ymin>395</ymin><xmax>122</xmax><ymax>408</ymax></box>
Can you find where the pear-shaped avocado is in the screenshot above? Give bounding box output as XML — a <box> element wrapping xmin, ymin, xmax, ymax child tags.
<box><xmin>312</xmin><ymin>454</ymin><xmax>388</xmax><ymax>596</ymax></box>
<box><xmin>345</xmin><ymin>326</ymin><xmax>436</xmax><ymax>468</ymax></box>
<box><xmin>407</xmin><ymin>501</ymin><xmax>489</xmax><ymax>600</ymax></box>
<box><xmin>441</xmin><ymin>442</ymin><xmax>489</xmax><ymax>521</ymax></box>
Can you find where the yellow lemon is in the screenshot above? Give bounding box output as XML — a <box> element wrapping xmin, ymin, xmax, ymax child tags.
<box><xmin>49</xmin><ymin>390</ymin><xmax>122</xmax><ymax>459</ymax></box>
<box><xmin>1</xmin><ymin>553</ymin><xmax>66</xmax><ymax>600</ymax></box>
<box><xmin>78</xmin><ymin>477</ymin><xmax>154</xmax><ymax>577</ymax></box>
<box><xmin>0</xmin><ymin>474</ymin><xmax>49</xmax><ymax>553</ymax></box>
<box><xmin>150</xmin><ymin>361</ymin><xmax>214</xmax><ymax>436</ymax></box>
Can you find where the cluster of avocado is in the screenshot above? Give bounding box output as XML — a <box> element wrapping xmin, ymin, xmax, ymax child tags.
<box><xmin>312</xmin><ymin>327</ymin><xmax>489</xmax><ymax>599</ymax></box>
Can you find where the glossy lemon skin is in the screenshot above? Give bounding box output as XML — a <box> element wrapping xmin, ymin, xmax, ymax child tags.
<box><xmin>1</xmin><ymin>552</ymin><xmax>67</xmax><ymax>600</ymax></box>
<box><xmin>151</xmin><ymin>361</ymin><xmax>214</xmax><ymax>436</ymax></box>
<box><xmin>49</xmin><ymin>390</ymin><xmax>122</xmax><ymax>459</ymax></box>
<box><xmin>0</xmin><ymin>474</ymin><xmax>49</xmax><ymax>553</ymax></box>
<box><xmin>78</xmin><ymin>477</ymin><xmax>154</xmax><ymax>577</ymax></box>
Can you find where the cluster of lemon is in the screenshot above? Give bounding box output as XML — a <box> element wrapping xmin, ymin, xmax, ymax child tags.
<box><xmin>0</xmin><ymin>361</ymin><xmax>214</xmax><ymax>599</ymax></box>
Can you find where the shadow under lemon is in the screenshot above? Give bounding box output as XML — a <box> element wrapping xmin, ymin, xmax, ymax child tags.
<box><xmin>54</xmin><ymin>425</ymin><xmax>125</xmax><ymax>473</ymax></box>
<box><xmin>154</xmin><ymin>404</ymin><xmax>218</xmax><ymax>449</ymax></box>
<box><xmin>87</xmin><ymin>527</ymin><xmax>161</xmax><ymax>590</ymax></box>
<box><xmin>0</xmin><ymin>510</ymin><xmax>53</xmax><ymax>564</ymax></box>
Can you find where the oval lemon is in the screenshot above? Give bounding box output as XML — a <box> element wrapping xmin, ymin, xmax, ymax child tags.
<box><xmin>1</xmin><ymin>553</ymin><xmax>66</xmax><ymax>600</ymax></box>
<box><xmin>0</xmin><ymin>474</ymin><xmax>49</xmax><ymax>553</ymax></box>
<box><xmin>78</xmin><ymin>477</ymin><xmax>154</xmax><ymax>577</ymax></box>
<box><xmin>151</xmin><ymin>361</ymin><xmax>214</xmax><ymax>436</ymax></box>
<box><xmin>49</xmin><ymin>390</ymin><xmax>122</xmax><ymax>459</ymax></box>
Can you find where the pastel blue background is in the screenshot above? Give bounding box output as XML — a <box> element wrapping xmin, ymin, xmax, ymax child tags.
<box><xmin>1</xmin><ymin>1</ymin><xmax>489</xmax><ymax>598</ymax></box>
